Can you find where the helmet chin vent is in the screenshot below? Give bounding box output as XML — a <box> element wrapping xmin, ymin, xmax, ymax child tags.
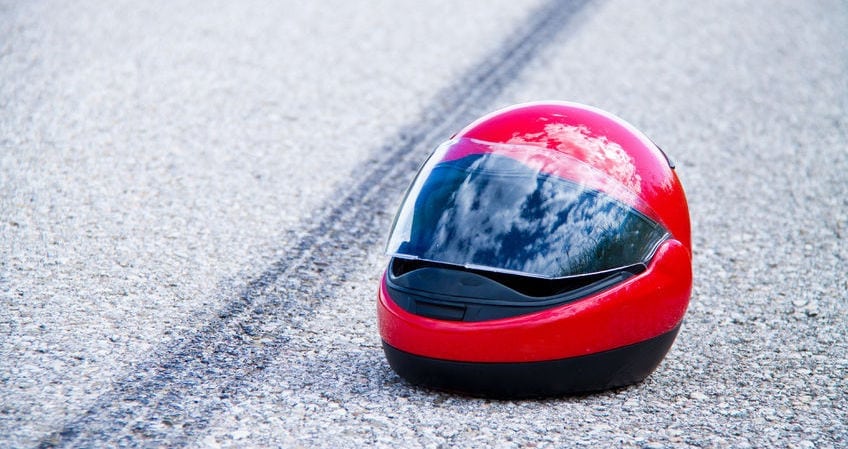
<box><xmin>390</xmin><ymin>258</ymin><xmax>643</xmax><ymax>298</ymax></box>
<box><xmin>387</xmin><ymin>258</ymin><xmax>643</xmax><ymax>322</ymax></box>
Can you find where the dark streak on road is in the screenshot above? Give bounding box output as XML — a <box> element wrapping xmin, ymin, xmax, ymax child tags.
<box><xmin>38</xmin><ymin>1</ymin><xmax>593</xmax><ymax>446</ymax></box>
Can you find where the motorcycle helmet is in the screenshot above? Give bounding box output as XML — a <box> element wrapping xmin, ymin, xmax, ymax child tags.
<box><xmin>377</xmin><ymin>101</ymin><xmax>692</xmax><ymax>397</ymax></box>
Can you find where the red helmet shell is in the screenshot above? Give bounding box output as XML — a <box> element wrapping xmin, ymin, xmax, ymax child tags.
<box><xmin>378</xmin><ymin>102</ymin><xmax>692</xmax><ymax>396</ymax></box>
<box><xmin>455</xmin><ymin>101</ymin><xmax>690</xmax><ymax>250</ymax></box>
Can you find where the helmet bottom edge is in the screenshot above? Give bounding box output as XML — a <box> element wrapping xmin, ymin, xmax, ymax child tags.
<box><xmin>382</xmin><ymin>323</ymin><xmax>681</xmax><ymax>399</ymax></box>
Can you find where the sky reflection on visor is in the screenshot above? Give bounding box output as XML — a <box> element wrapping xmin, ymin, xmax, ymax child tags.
<box><xmin>386</xmin><ymin>139</ymin><xmax>668</xmax><ymax>279</ymax></box>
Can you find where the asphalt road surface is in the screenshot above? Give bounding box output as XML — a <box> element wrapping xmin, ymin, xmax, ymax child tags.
<box><xmin>2</xmin><ymin>0</ymin><xmax>846</xmax><ymax>448</ymax></box>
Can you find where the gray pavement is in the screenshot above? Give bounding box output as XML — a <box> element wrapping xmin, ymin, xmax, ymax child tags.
<box><xmin>2</xmin><ymin>0</ymin><xmax>847</xmax><ymax>448</ymax></box>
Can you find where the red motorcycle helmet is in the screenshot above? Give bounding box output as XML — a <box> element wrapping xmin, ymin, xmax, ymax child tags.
<box><xmin>378</xmin><ymin>101</ymin><xmax>691</xmax><ymax>397</ymax></box>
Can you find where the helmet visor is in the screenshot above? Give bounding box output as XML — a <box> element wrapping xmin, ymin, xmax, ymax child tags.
<box><xmin>386</xmin><ymin>138</ymin><xmax>669</xmax><ymax>279</ymax></box>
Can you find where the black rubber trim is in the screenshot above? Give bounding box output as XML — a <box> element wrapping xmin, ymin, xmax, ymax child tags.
<box><xmin>649</xmin><ymin>139</ymin><xmax>675</xmax><ymax>169</ymax></box>
<box><xmin>383</xmin><ymin>323</ymin><xmax>681</xmax><ymax>398</ymax></box>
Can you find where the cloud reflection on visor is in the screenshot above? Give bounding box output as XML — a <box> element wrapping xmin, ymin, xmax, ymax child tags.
<box><xmin>386</xmin><ymin>139</ymin><xmax>668</xmax><ymax>279</ymax></box>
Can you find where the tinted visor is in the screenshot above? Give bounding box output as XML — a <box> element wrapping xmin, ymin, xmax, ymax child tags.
<box><xmin>386</xmin><ymin>138</ymin><xmax>668</xmax><ymax>279</ymax></box>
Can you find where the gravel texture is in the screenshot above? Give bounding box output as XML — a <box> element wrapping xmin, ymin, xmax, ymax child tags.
<box><xmin>2</xmin><ymin>0</ymin><xmax>847</xmax><ymax>448</ymax></box>
<box><xmin>0</xmin><ymin>0</ymin><xmax>543</xmax><ymax>446</ymax></box>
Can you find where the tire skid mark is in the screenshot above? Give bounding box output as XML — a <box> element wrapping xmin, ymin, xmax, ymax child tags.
<box><xmin>39</xmin><ymin>1</ymin><xmax>592</xmax><ymax>447</ymax></box>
